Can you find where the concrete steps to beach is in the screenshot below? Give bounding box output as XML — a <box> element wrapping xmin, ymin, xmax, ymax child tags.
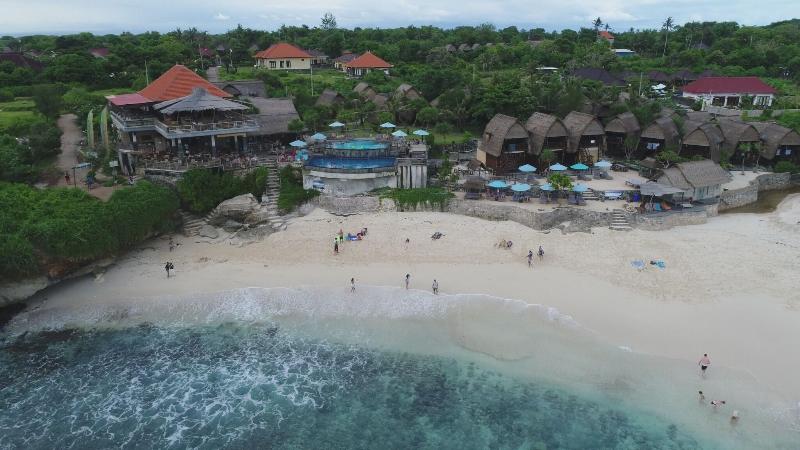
<box><xmin>261</xmin><ymin>157</ymin><xmax>287</xmax><ymax>231</ymax></box>
<box><xmin>179</xmin><ymin>211</ymin><xmax>206</xmax><ymax>236</ymax></box>
<box><xmin>583</xmin><ymin>188</ymin><xmax>600</xmax><ymax>201</ymax></box>
<box><xmin>609</xmin><ymin>209</ymin><xmax>633</xmax><ymax>231</ymax></box>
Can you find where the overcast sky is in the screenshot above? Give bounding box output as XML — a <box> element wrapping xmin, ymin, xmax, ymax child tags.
<box><xmin>2</xmin><ymin>0</ymin><xmax>797</xmax><ymax>35</ymax></box>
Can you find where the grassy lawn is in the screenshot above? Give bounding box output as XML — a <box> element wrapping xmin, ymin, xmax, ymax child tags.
<box><xmin>0</xmin><ymin>98</ymin><xmax>37</xmax><ymax>131</ymax></box>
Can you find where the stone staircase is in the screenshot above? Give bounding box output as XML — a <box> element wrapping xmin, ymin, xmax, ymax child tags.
<box><xmin>262</xmin><ymin>158</ymin><xmax>287</xmax><ymax>231</ymax></box>
<box><xmin>609</xmin><ymin>209</ymin><xmax>633</xmax><ymax>231</ymax></box>
<box><xmin>583</xmin><ymin>188</ymin><xmax>600</xmax><ymax>201</ymax></box>
<box><xmin>179</xmin><ymin>210</ymin><xmax>206</xmax><ymax>236</ymax></box>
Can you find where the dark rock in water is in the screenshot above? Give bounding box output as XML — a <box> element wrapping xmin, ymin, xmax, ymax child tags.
<box><xmin>0</xmin><ymin>302</ymin><xmax>26</xmax><ymax>330</ymax></box>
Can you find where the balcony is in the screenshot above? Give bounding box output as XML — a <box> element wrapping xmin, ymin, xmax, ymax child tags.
<box><xmin>109</xmin><ymin>111</ymin><xmax>156</xmax><ymax>132</ymax></box>
<box><xmin>153</xmin><ymin>119</ymin><xmax>261</xmax><ymax>138</ymax></box>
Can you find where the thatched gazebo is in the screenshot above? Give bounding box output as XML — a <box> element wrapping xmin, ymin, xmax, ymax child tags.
<box><xmin>640</xmin><ymin>116</ymin><xmax>681</xmax><ymax>154</ymax></box>
<box><xmin>353</xmin><ymin>82</ymin><xmax>377</xmax><ymax>99</ymax></box>
<box><xmin>478</xmin><ymin>114</ymin><xmax>531</xmax><ymax>174</ymax></box>
<box><xmin>717</xmin><ymin>119</ymin><xmax>762</xmax><ymax>160</ymax></box>
<box><xmin>562</xmin><ymin>111</ymin><xmax>605</xmax><ymax>164</ymax></box>
<box><xmin>394</xmin><ymin>83</ymin><xmax>423</xmax><ymax>101</ymax></box>
<box><xmin>315</xmin><ymin>89</ymin><xmax>346</xmax><ymax>107</ymax></box>
<box><xmin>604</xmin><ymin>112</ymin><xmax>641</xmax><ymax>157</ymax></box>
<box><xmin>681</xmin><ymin>120</ymin><xmax>725</xmax><ymax>162</ymax></box>
<box><xmin>525</xmin><ymin>112</ymin><xmax>568</xmax><ymax>164</ymax></box>
<box><xmin>751</xmin><ymin>122</ymin><xmax>800</xmax><ymax>163</ymax></box>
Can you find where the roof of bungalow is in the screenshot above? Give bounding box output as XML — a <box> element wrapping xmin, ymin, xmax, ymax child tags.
<box><xmin>641</xmin><ymin>116</ymin><xmax>681</xmax><ymax>147</ymax></box>
<box><xmin>198</xmin><ymin>47</ymin><xmax>215</xmax><ymax>58</ymax></box>
<box><xmin>648</xmin><ymin>70</ymin><xmax>671</xmax><ymax>82</ymax></box>
<box><xmin>683</xmin><ymin>77</ymin><xmax>777</xmax><ymax>95</ymax></box>
<box><xmin>716</xmin><ymin>119</ymin><xmax>761</xmax><ymax>153</ymax></box>
<box><xmin>682</xmin><ymin>120</ymin><xmax>725</xmax><ymax>161</ymax></box>
<box><xmin>138</xmin><ymin>64</ymin><xmax>232</xmax><ymax>102</ymax></box>
<box><xmin>154</xmin><ymin>87</ymin><xmax>248</xmax><ymax>114</ymax></box>
<box><xmin>254</xmin><ymin>43</ymin><xmax>311</xmax><ymax>59</ymax></box>
<box><xmin>671</xmin><ymin>69</ymin><xmax>697</xmax><ymax>82</ymax></box>
<box><xmin>750</xmin><ymin>121</ymin><xmax>800</xmax><ymax>159</ymax></box>
<box><xmin>0</xmin><ymin>52</ymin><xmax>44</xmax><ymax>71</ymax></box>
<box><xmin>345</xmin><ymin>51</ymin><xmax>393</xmax><ymax>69</ymax></box>
<box><xmin>458</xmin><ymin>44</ymin><xmax>471</xmax><ymax>51</ymax></box>
<box><xmin>525</xmin><ymin>112</ymin><xmax>567</xmax><ymax>155</ymax></box>
<box><xmin>444</xmin><ymin>44</ymin><xmax>457</xmax><ymax>52</ymax></box>
<box><xmin>353</xmin><ymin>82</ymin><xmax>376</xmax><ymax>98</ymax></box>
<box><xmin>394</xmin><ymin>83</ymin><xmax>422</xmax><ymax>100</ymax></box>
<box><xmin>371</xmin><ymin>93</ymin><xmax>390</xmax><ymax>110</ymax></box>
<box><xmin>562</xmin><ymin>111</ymin><xmax>605</xmax><ymax>152</ymax></box>
<box><xmin>481</xmin><ymin>114</ymin><xmax>527</xmax><ymax>157</ymax></box>
<box><xmin>598</xmin><ymin>30</ymin><xmax>615</xmax><ymax>40</ymax></box>
<box><xmin>212</xmin><ymin>80</ymin><xmax>266</xmax><ymax>98</ymax></box>
<box><xmin>315</xmin><ymin>88</ymin><xmax>346</xmax><ymax>106</ymax></box>
<box><xmin>572</xmin><ymin>67</ymin><xmax>626</xmax><ymax>87</ymax></box>
<box><xmin>89</xmin><ymin>47</ymin><xmax>110</xmax><ymax>58</ymax></box>
<box><xmin>305</xmin><ymin>49</ymin><xmax>328</xmax><ymax>57</ymax></box>
<box><xmin>658</xmin><ymin>160</ymin><xmax>732</xmax><ymax>189</ymax></box>
<box><xmin>604</xmin><ymin>112</ymin><xmax>641</xmax><ymax>135</ymax></box>
<box><xmin>334</xmin><ymin>51</ymin><xmax>357</xmax><ymax>63</ymax></box>
<box><xmin>247</xmin><ymin>97</ymin><xmax>301</xmax><ymax>135</ymax></box>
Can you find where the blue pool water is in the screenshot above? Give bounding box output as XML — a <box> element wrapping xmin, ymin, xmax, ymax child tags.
<box><xmin>331</xmin><ymin>140</ymin><xmax>389</xmax><ymax>151</ymax></box>
<box><xmin>306</xmin><ymin>157</ymin><xmax>396</xmax><ymax>169</ymax></box>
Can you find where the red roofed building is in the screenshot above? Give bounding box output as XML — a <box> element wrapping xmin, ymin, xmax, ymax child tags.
<box><xmin>343</xmin><ymin>51</ymin><xmax>393</xmax><ymax>77</ymax></box>
<box><xmin>682</xmin><ymin>76</ymin><xmax>777</xmax><ymax>108</ymax></box>
<box><xmin>89</xmin><ymin>47</ymin><xmax>110</xmax><ymax>58</ymax></box>
<box><xmin>597</xmin><ymin>31</ymin><xmax>615</xmax><ymax>45</ymax></box>
<box><xmin>254</xmin><ymin>43</ymin><xmax>312</xmax><ymax>70</ymax></box>
<box><xmin>139</xmin><ymin>64</ymin><xmax>231</xmax><ymax>101</ymax></box>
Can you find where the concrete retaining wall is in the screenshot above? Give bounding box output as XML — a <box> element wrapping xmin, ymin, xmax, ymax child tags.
<box><xmin>635</xmin><ymin>209</ymin><xmax>709</xmax><ymax>231</ymax></box>
<box><xmin>719</xmin><ymin>172</ymin><xmax>792</xmax><ymax>211</ymax></box>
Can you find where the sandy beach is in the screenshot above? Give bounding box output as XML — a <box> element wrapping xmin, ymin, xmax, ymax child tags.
<box><xmin>8</xmin><ymin>193</ymin><xmax>800</xmax><ymax>445</ymax></box>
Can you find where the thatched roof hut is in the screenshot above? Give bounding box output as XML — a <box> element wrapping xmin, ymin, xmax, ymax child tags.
<box><xmin>717</xmin><ymin>119</ymin><xmax>761</xmax><ymax>153</ymax></box>
<box><xmin>685</xmin><ymin>111</ymin><xmax>714</xmax><ymax>122</ymax></box>
<box><xmin>247</xmin><ymin>97</ymin><xmax>301</xmax><ymax>135</ymax></box>
<box><xmin>481</xmin><ymin>114</ymin><xmax>528</xmax><ymax>157</ymax></box>
<box><xmin>154</xmin><ymin>88</ymin><xmax>247</xmax><ymax>114</ymax></box>
<box><xmin>525</xmin><ymin>112</ymin><xmax>567</xmax><ymax>155</ymax></box>
<box><xmin>658</xmin><ymin>160</ymin><xmax>732</xmax><ymax>190</ymax></box>
<box><xmin>604</xmin><ymin>112</ymin><xmax>641</xmax><ymax>136</ymax></box>
<box><xmin>672</xmin><ymin>69</ymin><xmax>698</xmax><ymax>83</ymax></box>
<box><xmin>751</xmin><ymin>122</ymin><xmax>800</xmax><ymax>160</ymax></box>
<box><xmin>315</xmin><ymin>88</ymin><xmax>346</xmax><ymax>107</ymax></box>
<box><xmin>562</xmin><ymin>111</ymin><xmax>604</xmax><ymax>153</ymax></box>
<box><xmin>354</xmin><ymin>82</ymin><xmax>377</xmax><ymax>99</ymax></box>
<box><xmin>212</xmin><ymin>80</ymin><xmax>267</xmax><ymax>98</ymax></box>
<box><xmin>394</xmin><ymin>83</ymin><xmax>423</xmax><ymax>101</ymax></box>
<box><xmin>648</xmin><ymin>70</ymin><xmax>670</xmax><ymax>83</ymax></box>
<box><xmin>371</xmin><ymin>93</ymin><xmax>390</xmax><ymax>110</ymax></box>
<box><xmin>445</xmin><ymin>44</ymin><xmax>457</xmax><ymax>52</ymax></box>
<box><xmin>682</xmin><ymin>120</ymin><xmax>725</xmax><ymax>161</ymax></box>
<box><xmin>641</xmin><ymin>116</ymin><xmax>680</xmax><ymax>148</ymax></box>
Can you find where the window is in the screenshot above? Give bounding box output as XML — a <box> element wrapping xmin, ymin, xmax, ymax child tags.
<box><xmin>280</xmin><ymin>61</ymin><xmax>284</xmax><ymax>68</ymax></box>
<box><xmin>286</xmin><ymin>60</ymin><xmax>291</xmax><ymax>68</ymax></box>
<box><xmin>269</xmin><ymin>61</ymin><xmax>276</xmax><ymax>69</ymax></box>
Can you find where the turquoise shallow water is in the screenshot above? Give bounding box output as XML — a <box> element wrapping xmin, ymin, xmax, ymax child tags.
<box><xmin>0</xmin><ymin>324</ymin><xmax>704</xmax><ymax>449</ymax></box>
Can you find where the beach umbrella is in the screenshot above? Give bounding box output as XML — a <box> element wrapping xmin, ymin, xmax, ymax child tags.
<box><xmin>572</xmin><ymin>183</ymin><xmax>589</xmax><ymax>193</ymax></box>
<box><xmin>487</xmin><ymin>180</ymin><xmax>508</xmax><ymax>189</ymax></box>
<box><xmin>570</xmin><ymin>163</ymin><xmax>589</xmax><ymax>170</ymax></box>
<box><xmin>329</xmin><ymin>121</ymin><xmax>345</xmax><ymax>128</ymax></box>
<box><xmin>539</xmin><ymin>183</ymin><xmax>554</xmax><ymax>191</ymax></box>
<box><xmin>412</xmin><ymin>129</ymin><xmax>430</xmax><ymax>136</ymax></box>
<box><xmin>391</xmin><ymin>130</ymin><xmax>408</xmax><ymax>138</ymax></box>
<box><xmin>518</xmin><ymin>164</ymin><xmax>537</xmax><ymax>173</ymax></box>
<box><xmin>549</xmin><ymin>163</ymin><xmax>567</xmax><ymax>171</ymax></box>
<box><xmin>311</xmin><ymin>132</ymin><xmax>327</xmax><ymax>141</ymax></box>
<box><xmin>594</xmin><ymin>160</ymin><xmax>612</xmax><ymax>168</ymax></box>
<box><xmin>511</xmin><ymin>183</ymin><xmax>531</xmax><ymax>192</ymax></box>
<box><xmin>289</xmin><ymin>140</ymin><xmax>307</xmax><ymax>148</ymax></box>
<box><xmin>380</xmin><ymin>122</ymin><xmax>396</xmax><ymax>129</ymax></box>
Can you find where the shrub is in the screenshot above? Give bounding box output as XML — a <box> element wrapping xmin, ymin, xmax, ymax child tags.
<box><xmin>379</xmin><ymin>187</ymin><xmax>454</xmax><ymax>210</ymax></box>
<box><xmin>278</xmin><ymin>166</ymin><xmax>319</xmax><ymax>213</ymax></box>
<box><xmin>177</xmin><ymin>168</ymin><xmax>268</xmax><ymax>214</ymax></box>
<box><xmin>0</xmin><ymin>233</ymin><xmax>38</xmax><ymax>280</ymax></box>
<box><xmin>773</xmin><ymin>161</ymin><xmax>799</xmax><ymax>174</ymax></box>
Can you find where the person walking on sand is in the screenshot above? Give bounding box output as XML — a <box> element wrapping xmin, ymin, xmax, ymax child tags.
<box><xmin>699</xmin><ymin>353</ymin><xmax>711</xmax><ymax>376</ymax></box>
<box><xmin>165</xmin><ymin>262</ymin><xmax>174</xmax><ymax>278</ymax></box>
<box><xmin>698</xmin><ymin>391</ymin><xmax>705</xmax><ymax>403</ymax></box>
<box><xmin>538</xmin><ymin>245</ymin><xmax>544</xmax><ymax>260</ymax></box>
<box><xmin>730</xmin><ymin>410</ymin><xmax>739</xmax><ymax>424</ymax></box>
<box><xmin>351</xmin><ymin>278</ymin><xmax>356</xmax><ymax>293</ymax></box>
<box><xmin>432</xmin><ymin>279</ymin><xmax>439</xmax><ymax>295</ymax></box>
<box><xmin>527</xmin><ymin>250</ymin><xmax>534</xmax><ymax>268</ymax></box>
<box><xmin>405</xmin><ymin>274</ymin><xmax>410</xmax><ymax>289</ymax></box>
<box><xmin>334</xmin><ymin>240</ymin><xmax>339</xmax><ymax>255</ymax></box>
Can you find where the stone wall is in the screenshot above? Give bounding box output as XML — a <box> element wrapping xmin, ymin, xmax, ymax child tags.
<box><xmin>719</xmin><ymin>172</ymin><xmax>792</xmax><ymax>211</ymax></box>
<box><xmin>314</xmin><ymin>195</ymin><xmax>385</xmax><ymax>215</ymax></box>
<box><xmin>635</xmin><ymin>210</ymin><xmax>709</xmax><ymax>231</ymax></box>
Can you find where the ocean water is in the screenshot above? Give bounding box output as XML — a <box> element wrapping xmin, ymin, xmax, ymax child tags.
<box><xmin>1</xmin><ymin>287</ymin><xmax>797</xmax><ymax>449</ymax></box>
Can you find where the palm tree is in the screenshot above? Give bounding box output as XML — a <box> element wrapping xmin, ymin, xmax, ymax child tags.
<box><xmin>662</xmin><ymin>17</ymin><xmax>674</xmax><ymax>57</ymax></box>
<box><xmin>592</xmin><ymin>17</ymin><xmax>603</xmax><ymax>33</ymax></box>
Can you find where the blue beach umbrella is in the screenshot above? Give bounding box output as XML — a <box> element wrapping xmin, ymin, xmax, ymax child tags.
<box><xmin>570</xmin><ymin>163</ymin><xmax>589</xmax><ymax>170</ymax></box>
<box><xmin>539</xmin><ymin>183</ymin><xmax>554</xmax><ymax>191</ymax></box>
<box><xmin>289</xmin><ymin>140</ymin><xmax>307</xmax><ymax>148</ymax></box>
<box><xmin>518</xmin><ymin>164</ymin><xmax>537</xmax><ymax>173</ymax></box>
<box><xmin>391</xmin><ymin>130</ymin><xmax>408</xmax><ymax>137</ymax></box>
<box><xmin>380</xmin><ymin>122</ymin><xmax>396</xmax><ymax>129</ymax></box>
<box><xmin>487</xmin><ymin>180</ymin><xmax>508</xmax><ymax>189</ymax></box>
<box><xmin>329</xmin><ymin>121</ymin><xmax>345</xmax><ymax>128</ymax></box>
<box><xmin>511</xmin><ymin>183</ymin><xmax>531</xmax><ymax>192</ymax></box>
<box><xmin>311</xmin><ymin>132</ymin><xmax>327</xmax><ymax>141</ymax></box>
<box><xmin>595</xmin><ymin>160</ymin><xmax>612</xmax><ymax>168</ymax></box>
<box><xmin>413</xmin><ymin>129</ymin><xmax>430</xmax><ymax>136</ymax></box>
<box><xmin>549</xmin><ymin>163</ymin><xmax>567</xmax><ymax>171</ymax></box>
<box><xmin>572</xmin><ymin>183</ymin><xmax>589</xmax><ymax>193</ymax></box>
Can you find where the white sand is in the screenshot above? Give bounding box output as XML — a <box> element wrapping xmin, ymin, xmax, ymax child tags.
<box><xmin>11</xmin><ymin>194</ymin><xmax>800</xmax><ymax>425</ymax></box>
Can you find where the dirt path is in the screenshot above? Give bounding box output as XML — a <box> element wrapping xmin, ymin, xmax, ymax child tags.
<box><xmin>206</xmin><ymin>66</ymin><xmax>220</xmax><ymax>82</ymax></box>
<box><xmin>55</xmin><ymin>113</ymin><xmax>82</xmax><ymax>185</ymax></box>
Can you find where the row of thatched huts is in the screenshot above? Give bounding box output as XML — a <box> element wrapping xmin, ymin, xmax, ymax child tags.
<box><xmin>479</xmin><ymin>110</ymin><xmax>800</xmax><ymax>174</ymax></box>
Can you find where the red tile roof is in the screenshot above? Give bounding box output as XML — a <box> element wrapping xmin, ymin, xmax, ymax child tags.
<box><xmin>345</xmin><ymin>51</ymin><xmax>393</xmax><ymax>69</ymax></box>
<box><xmin>598</xmin><ymin>31</ymin><xmax>615</xmax><ymax>40</ymax></box>
<box><xmin>683</xmin><ymin>77</ymin><xmax>777</xmax><ymax>95</ymax></box>
<box><xmin>89</xmin><ymin>47</ymin><xmax>110</xmax><ymax>58</ymax></box>
<box><xmin>254</xmin><ymin>43</ymin><xmax>311</xmax><ymax>59</ymax></box>
<box><xmin>138</xmin><ymin>65</ymin><xmax>232</xmax><ymax>101</ymax></box>
<box><xmin>0</xmin><ymin>52</ymin><xmax>44</xmax><ymax>71</ymax></box>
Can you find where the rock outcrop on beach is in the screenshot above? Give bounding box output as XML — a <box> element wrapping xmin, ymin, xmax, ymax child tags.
<box><xmin>211</xmin><ymin>194</ymin><xmax>261</xmax><ymax>224</ymax></box>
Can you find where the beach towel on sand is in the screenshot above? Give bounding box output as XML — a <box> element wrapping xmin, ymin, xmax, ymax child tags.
<box><xmin>631</xmin><ymin>260</ymin><xmax>645</xmax><ymax>270</ymax></box>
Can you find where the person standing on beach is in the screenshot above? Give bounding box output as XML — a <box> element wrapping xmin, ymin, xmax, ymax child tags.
<box><xmin>538</xmin><ymin>246</ymin><xmax>544</xmax><ymax>260</ymax></box>
<box><xmin>405</xmin><ymin>274</ymin><xmax>410</xmax><ymax>289</ymax></box>
<box><xmin>527</xmin><ymin>250</ymin><xmax>534</xmax><ymax>268</ymax></box>
<box><xmin>432</xmin><ymin>279</ymin><xmax>439</xmax><ymax>294</ymax></box>
<box><xmin>334</xmin><ymin>239</ymin><xmax>339</xmax><ymax>255</ymax></box>
<box><xmin>351</xmin><ymin>278</ymin><xmax>356</xmax><ymax>293</ymax></box>
<box><xmin>165</xmin><ymin>262</ymin><xmax>173</xmax><ymax>278</ymax></box>
<box><xmin>699</xmin><ymin>354</ymin><xmax>711</xmax><ymax>376</ymax></box>
<box><xmin>698</xmin><ymin>391</ymin><xmax>705</xmax><ymax>403</ymax></box>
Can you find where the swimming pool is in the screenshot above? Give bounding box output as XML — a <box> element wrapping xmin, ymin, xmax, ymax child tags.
<box><xmin>331</xmin><ymin>140</ymin><xmax>389</xmax><ymax>151</ymax></box>
<box><xmin>306</xmin><ymin>157</ymin><xmax>396</xmax><ymax>170</ymax></box>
